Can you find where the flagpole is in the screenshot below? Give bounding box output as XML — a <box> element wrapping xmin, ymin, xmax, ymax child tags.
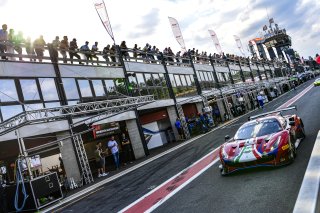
<box><xmin>102</xmin><ymin>0</ymin><xmax>116</xmax><ymax>45</ymax></box>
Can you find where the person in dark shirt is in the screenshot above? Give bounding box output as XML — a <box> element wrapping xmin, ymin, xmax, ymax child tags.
<box><xmin>51</xmin><ymin>36</ymin><xmax>60</xmax><ymax>62</ymax></box>
<box><xmin>121</xmin><ymin>132</ymin><xmax>134</xmax><ymax>165</ymax></box>
<box><xmin>0</xmin><ymin>24</ymin><xmax>8</xmax><ymax>60</ymax></box>
<box><xmin>94</xmin><ymin>142</ymin><xmax>108</xmax><ymax>177</ymax></box>
<box><xmin>69</xmin><ymin>38</ymin><xmax>83</xmax><ymax>64</ymax></box>
<box><xmin>0</xmin><ymin>175</ymin><xmax>7</xmax><ymax>213</ymax></box>
<box><xmin>120</xmin><ymin>41</ymin><xmax>129</xmax><ymax>61</ymax></box>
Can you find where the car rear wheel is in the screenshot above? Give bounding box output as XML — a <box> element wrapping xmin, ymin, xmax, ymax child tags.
<box><xmin>289</xmin><ymin>138</ymin><xmax>296</xmax><ymax>161</ymax></box>
<box><xmin>298</xmin><ymin>119</ymin><xmax>306</xmax><ymax>139</ymax></box>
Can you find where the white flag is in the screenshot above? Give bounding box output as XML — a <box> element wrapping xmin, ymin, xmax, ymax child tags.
<box><xmin>249</xmin><ymin>39</ymin><xmax>261</xmax><ymax>59</ymax></box>
<box><xmin>94</xmin><ymin>0</ymin><xmax>115</xmax><ymax>43</ymax></box>
<box><xmin>262</xmin><ymin>44</ymin><xmax>271</xmax><ymax>60</ymax></box>
<box><xmin>168</xmin><ymin>17</ymin><xmax>187</xmax><ymax>52</ymax></box>
<box><xmin>272</xmin><ymin>47</ymin><xmax>279</xmax><ymax>59</ymax></box>
<box><xmin>233</xmin><ymin>35</ymin><xmax>245</xmax><ymax>57</ymax></box>
<box><xmin>208</xmin><ymin>30</ymin><xmax>223</xmax><ymax>54</ymax></box>
<box><xmin>282</xmin><ymin>50</ymin><xmax>289</xmax><ymax>63</ymax></box>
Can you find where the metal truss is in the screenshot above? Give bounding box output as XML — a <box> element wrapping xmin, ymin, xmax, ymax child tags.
<box><xmin>0</xmin><ymin>95</ymin><xmax>154</xmax><ymax>136</ymax></box>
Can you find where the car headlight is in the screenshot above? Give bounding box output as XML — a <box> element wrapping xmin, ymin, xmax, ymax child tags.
<box><xmin>271</xmin><ymin>136</ymin><xmax>281</xmax><ymax>151</ymax></box>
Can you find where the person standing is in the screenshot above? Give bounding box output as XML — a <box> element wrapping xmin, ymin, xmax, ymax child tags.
<box><xmin>102</xmin><ymin>44</ymin><xmax>110</xmax><ymax>64</ymax></box>
<box><xmin>51</xmin><ymin>36</ymin><xmax>60</xmax><ymax>62</ymax></box>
<box><xmin>315</xmin><ymin>53</ymin><xmax>320</xmax><ymax>64</ymax></box>
<box><xmin>13</xmin><ymin>31</ymin><xmax>24</xmax><ymax>61</ymax></box>
<box><xmin>120</xmin><ymin>40</ymin><xmax>129</xmax><ymax>61</ymax></box>
<box><xmin>59</xmin><ymin>36</ymin><xmax>69</xmax><ymax>63</ymax></box>
<box><xmin>107</xmin><ymin>136</ymin><xmax>120</xmax><ymax>170</ymax></box>
<box><xmin>91</xmin><ymin>41</ymin><xmax>99</xmax><ymax>65</ymax></box>
<box><xmin>25</xmin><ymin>37</ymin><xmax>36</xmax><ymax>62</ymax></box>
<box><xmin>257</xmin><ymin>93</ymin><xmax>264</xmax><ymax>109</ymax></box>
<box><xmin>121</xmin><ymin>132</ymin><xmax>134</xmax><ymax>165</ymax></box>
<box><xmin>7</xmin><ymin>29</ymin><xmax>15</xmax><ymax>60</ymax></box>
<box><xmin>69</xmin><ymin>38</ymin><xmax>83</xmax><ymax>64</ymax></box>
<box><xmin>109</xmin><ymin>45</ymin><xmax>117</xmax><ymax>64</ymax></box>
<box><xmin>0</xmin><ymin>174</ymin><xmax>8</xmax><ymax>213</ymax></box>
<box><xmin>94</xmin><ymin>142</ymin><xmax>108</xmax><ymax>177</ymax></box>
<box><xmin>133</xmin><ymin>44</ymin><xmax>138</xmax><ymax>62</ymax></box>
<box><xmin>33</xmin><ymin>35</ymin><xmax>46</xmax><ymax>62</ymax></box>
<box><xmin>0</xmin><ymin>24</ymin><xmax>8</xmax><ymax>60</ymax></box>
<box><xmin>175</xmin><ymin>118</ymin><xmax>184</xmax><ymax>141</ymax></box>
<box><xmin>80</xmin><ymin>41</ymin><xmax>92</xmax><ymax>65</ymax></box>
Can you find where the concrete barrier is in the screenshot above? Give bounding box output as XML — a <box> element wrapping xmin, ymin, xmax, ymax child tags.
<box><xmin>293</xmin><ymin>131</ymin><xmax>320</xmax><ymax>213</ymax></box>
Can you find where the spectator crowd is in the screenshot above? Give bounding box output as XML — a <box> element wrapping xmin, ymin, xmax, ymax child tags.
<box><xmin>0</xmin><ymin>23</ymin><xmax>297</xmax><ymax>67</ymax></box>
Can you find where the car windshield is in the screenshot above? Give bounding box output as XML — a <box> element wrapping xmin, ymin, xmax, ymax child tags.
<box><xmin>234</xmin><ymin>119</ymin><xmax>282</xmax><ymax>140</ymax></box>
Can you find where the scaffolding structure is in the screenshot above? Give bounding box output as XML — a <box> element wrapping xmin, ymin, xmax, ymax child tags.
<box><xmin>0</xmin><ymin>95</ymin><xmax>155</xmax><ymax>185</ymax></box>
<box><xmin>0</xmin><ymin>95</ymin><xmax>155</xmax><ymax>136</ymax></box>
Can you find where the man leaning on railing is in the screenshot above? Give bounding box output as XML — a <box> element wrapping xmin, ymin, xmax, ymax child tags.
<box><xmin>91</xmin><ymin>41</ymin><xmax>99</xmax><ymax>65</ymax></box>
<box><xmin>120</xmin><ymin>40</ymin><xmax>129</xmax><ymax>61</ymax></box>
<box><xmin>59</xmin><ymin>36</ymin><xmax>69</xmax><ymax>63</ymax></box>
<box><xmin>102</xmin><ymin>44</ymin><xmax>110</xmax><ymax>64</ymax></box>
<box><xmin>0</xmin><ymin>24</ymin><xmax>8</xmax><ymax>60</ymax></box>
<box><xmin>33</xmin><ymin>35</ymin><xmax>46</xmax><ymax>62</ymax></box>
<box><xmin>80</xmin><ymin>41</ymin><xmax>92</xmax><ymax>65</ymax></box>
<box><xmin>51</xmin><ymin>36</ymin><xmax>60</xmax><ymax>62</ymax></box>
<box><xmin>69</xmin><ymin>38</ymin><xmax>83</xmax><ymax>65</ymax></box>
<box><xmin>25</xmin><ymin>37</ymin><xmax>36</xmax><ymax>62</ymax></box>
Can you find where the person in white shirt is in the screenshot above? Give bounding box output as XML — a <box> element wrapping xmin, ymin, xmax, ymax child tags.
<box><xmin>107</xmin><ymin>136</ymin><xmax>120</xmax><ymax>170</ymax></box>
<box><xmin>257</xmin><ymin>94</ymin><xmax>264</xmax><ymax>109</ymax></box>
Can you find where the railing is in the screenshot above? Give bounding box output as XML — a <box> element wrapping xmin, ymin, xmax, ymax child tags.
<box><xmin>0</xmin><ymin>41</ymin><xmax>287</xmax><ymax>70</ymax></box>
<box><xmin>0</xmin><ymin>42</ymin><xmax>122</xmax><ymax>67</ymax></box>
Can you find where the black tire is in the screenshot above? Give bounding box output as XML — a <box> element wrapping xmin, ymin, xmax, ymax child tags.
<box><xmin>291</xmin><ymin>141</ymin><xmax>297</xmax><ymax>159</ymax></box>
<box><xmin>289</xmin><ymin>137</ymin><xmax>296</xmax><ymax>160</ymax></box>
<box><xmin>299</xmin><ymin>119</ymin><xmax>306</xmax><ymax>139</ymax></box>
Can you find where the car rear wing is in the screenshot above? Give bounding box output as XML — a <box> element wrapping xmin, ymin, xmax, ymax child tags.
<box><xmin>248</xmin><ymin>106</ymin><xmax>297</xmax><ymax>121</ymax></box>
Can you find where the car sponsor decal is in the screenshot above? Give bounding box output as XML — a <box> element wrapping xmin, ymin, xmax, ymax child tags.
<box><xmin>282</xmin><ymin>144</ymin><xmax>289</xmax><ymax>151</ymax></box>
<box><xmin>234</xmin><ymin>144</ymin><xmax>261</xmax><ymax>163</ymax></box>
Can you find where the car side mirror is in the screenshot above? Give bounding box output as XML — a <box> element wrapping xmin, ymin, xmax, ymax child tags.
<box><xmin>225</xmin><ymin>135</ymin><xmax>230</xmax><ymax>141</ymax></box>
<box><xmin>289</xmin><ymin>121</ymin><xmax>295</xmax><ymax>126</ymax></box>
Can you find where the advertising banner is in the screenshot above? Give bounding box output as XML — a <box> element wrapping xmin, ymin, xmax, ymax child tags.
<box><xmin>262</xmin><ymin>44</ymin><xmax>271</xmax><ymax>60</ymax></box>
<box><xmin>92</xmin><ymin>122</ymin><xmax>121</xmax><ymax>139</ymax></box>
<box><xmin>208</xmin><ymin>30</ymin><xmax>223</xmax><ymax>54</ymax></box>
<box><xmin>233</xmin><ymin>35</ymin><xmax>245</xmax><ymax>56</ymax></box>
<box><xmin>94</xmin><ymin>0</ymin><xmax>115</xmax><ymax>43</ymax></box>
<box><xmin>168</xmin><ymin>17</ymin><xmax>187</xmax><ymax>52</ymax></box>
<box><xmin>249</xmin><ymin>39</ymin><xmax>261</xmax><ymax>59</ymax></box>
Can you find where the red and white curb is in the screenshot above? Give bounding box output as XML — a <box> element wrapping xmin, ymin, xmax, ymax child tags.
<box><xmin>119</xmin><ymin>150</ymin><xmax>220</xmax><ymax>213</ymax></box>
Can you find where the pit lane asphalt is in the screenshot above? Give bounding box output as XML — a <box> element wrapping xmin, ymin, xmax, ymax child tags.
<box><xmin>57</xmin><ymin>79</ymin><xmax>320</xmax><ymax>213</ymax></box>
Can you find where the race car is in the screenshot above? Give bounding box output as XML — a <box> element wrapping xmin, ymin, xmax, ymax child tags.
<box><xmin>219</xmin><ymin>106</ymin><xmax>305</xmax><ymax>175</ymax></box>
<box><xmin>314</xmin><ymin>78</ymin><xmax>320</xmax><ymax>86</ymax></box>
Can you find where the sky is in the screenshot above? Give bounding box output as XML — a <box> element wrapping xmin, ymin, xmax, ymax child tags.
<box><xmin>0</xmin><ymin>0</ymin><xmax>319</xmax><ymax>58</ymax></box>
